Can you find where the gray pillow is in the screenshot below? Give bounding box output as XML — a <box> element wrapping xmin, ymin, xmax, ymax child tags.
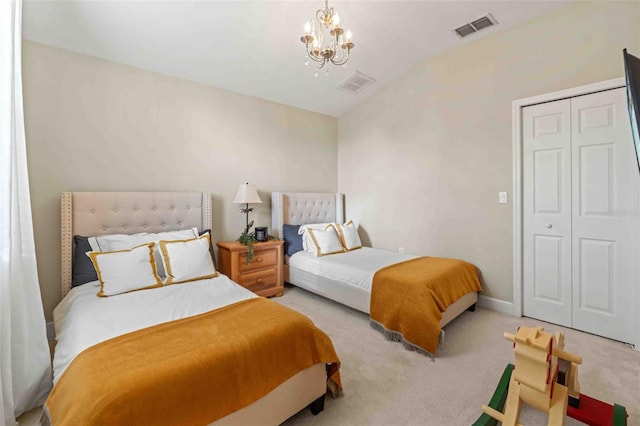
<box><xmin>72</xmin><ymin>236</ymin><xmax>98</xmax><ymax>287</ymax></box>
<box><xmin>283</xmin><ymin>224</ymin><xmax>303</xmax><ymax>257</ymax></box>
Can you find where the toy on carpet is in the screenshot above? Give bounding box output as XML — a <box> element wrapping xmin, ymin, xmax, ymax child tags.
<box><xmin>472</xmin><ymin>326</ymin><xmax>628</xmax><ymax>426</ymax></box>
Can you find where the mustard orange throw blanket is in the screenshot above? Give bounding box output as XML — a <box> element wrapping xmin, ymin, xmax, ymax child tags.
<box><xmin>45</xmin><ymin>298</ymin><xmax>341</xmax><ymax>426</ymax></box>
<box><xmin>370</xmin><ymin>257</ymin><xmax>482</xmax><ymax>357</ymax></box>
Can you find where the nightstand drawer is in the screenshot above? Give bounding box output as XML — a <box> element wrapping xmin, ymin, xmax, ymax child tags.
<box><xmin>238</xmin><ymin>268</ymin><xmax>277</xmax><ymax>292</ymax></box>
<box><xmin>239</xmin><ymin>249</ymin><xmax>277</xmax><ymax>272</ymax></box>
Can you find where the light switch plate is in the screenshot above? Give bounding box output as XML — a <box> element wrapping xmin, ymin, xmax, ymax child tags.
<box><xmin>499</xmin><ymin>192</ymin><xmax>508</xmax><ymax>204</ymax></box>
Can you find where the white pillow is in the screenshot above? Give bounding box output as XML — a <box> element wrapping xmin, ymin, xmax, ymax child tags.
<box><xmin>88</xmin><ymin>228</ymin><xmax>199</xmax><ymax>278</ymax></box>
<box><xmin>88</xmin><ymin>243</ymin><xmax>162</xmax><ymax>297</ymax></box>
<box><xmin>334</xmin><ymin>220</ymin><xmax>363</xmax><ymax>251</ymax></box>
<box><xmin>159</xmin><ymin>233</ymin><xmax>218</xmax><ymax>285</ymax></box>
<box><xmin>306</xmin><ymin>225</ymin><xmax>345</xmax><ymax>257</ymax></box>
<box><xmin>297</xmin><ymin>223</ymin><xmax>332</xmax><ymax>235</ymax></box>
<box><xmin>298</xmin><ymin>223</ymin><xmax>333</xmax><ymax>253</ymax></box>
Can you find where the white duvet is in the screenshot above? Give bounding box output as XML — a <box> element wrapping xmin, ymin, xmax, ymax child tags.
<box><xmin>289</xmin><ymin>247</ymin><xmax>417</xmax><ymax>290</ymax></box>
<box><xmin>52</xmin><ymin>274</ymin><xmax>257</xmax><ymax>384</ymax></box>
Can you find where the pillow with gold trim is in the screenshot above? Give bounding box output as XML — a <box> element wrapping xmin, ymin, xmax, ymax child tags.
<box><xmin>88</xmin><ymin>228</ymin><xmax>199</xmax><ymax>279</ymax></box>
<box><xmin>297</xmin><ymin>223</ymin><xmax>333</xmax><ymax>235</ymax></box>
<box><xmin>159</xmin><ymin>233</ymin><xmax>218</xmax><ymax>285</ymax></box>
<box><xmin>298</xmin><ymin>223</ymin><xmax>333</xmax><ymax>253</ymax></box>
<box><xmin>334</xmin><ymin>220</ymin><xmax>363</xmax><ymax>251</ymax></box>
<box><xmin>307</xmin><ymin>225</ymin><xmax>345</xmax><ymax>257</ymax></box>
<box><xmin>87</xmin><ymin>243</ymin><xmax>163</xmax><ymax>297</ymax></box>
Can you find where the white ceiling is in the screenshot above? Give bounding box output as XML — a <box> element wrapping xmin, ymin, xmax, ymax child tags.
<box><xmin>22</xmin><ymin>0</ymin><xmax>571</xmax><ymax>117</ymax></box>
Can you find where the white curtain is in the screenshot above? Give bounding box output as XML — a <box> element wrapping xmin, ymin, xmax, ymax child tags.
<box><xmin>0</xmin><ymin>0</ymin><xmax>53</xmax><ymax>424</ymax></box>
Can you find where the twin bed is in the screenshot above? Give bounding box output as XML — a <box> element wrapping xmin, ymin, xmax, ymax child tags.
<box><xmin>271</xmin><ymin>192</ymin><xmax>481</xmax><ymax>351</ymax></box>
<box><xmin>47</xmin><ymin>192</ymin><xmax>339</xmax><ymax>426</ymax></box>
<box><xmin>48</xmin><ymin>191</ymin><xmax>481</xmax><ymax>425</ymax></box>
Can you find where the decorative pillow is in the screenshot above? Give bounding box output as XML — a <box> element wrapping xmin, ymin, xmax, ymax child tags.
<box><xmin>88</xmin><ymin>243</ymin><xmax>163</xmax><ymax>297</ymax></box>
<box><xmin>72</xmin><ymin>236</ymin><xmax>99</xmax><ymax>287</ymax></box>
<box><xmin>334</xmin><ymin>220</ymin><xmax>363</xmax><ymax>251</ymax></box>
<box><xmin>297</xmin><ymin>223</ymin><xmax>332</xmax><ymax>235</ymax></box>
<box><xmin>88</xmin><ymin>228</ymin><xmax>199</xmax><ymax>278</ymax></box>
<box><xmin>159</xmin><ymin>233</ymin><xmax>218</xmax><ymax>285</ymax></box>
<box><xmin>283</xmin><ymin>224</ymin><xmax>303</xmax><ymax>257</ymax></box>
<box><xmin>298</xmin><ymin>223</ymin><xmax>333</xmax><ymax>253</ymax></box>
<box><xmin>306</xmin><ymin>225</ymin><xmax>345</xmax><ymax>257</ymax></box>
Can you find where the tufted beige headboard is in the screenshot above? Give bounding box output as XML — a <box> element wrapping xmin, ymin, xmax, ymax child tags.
<box><xmin>271</xmin><ymin>192</ymin><xmax>344</xmax><ymax>240</ymax></box>
<box><xmin>61</xmin><ymin>192</ymin><xmax>212</xmax><ymax>297</ymax></box>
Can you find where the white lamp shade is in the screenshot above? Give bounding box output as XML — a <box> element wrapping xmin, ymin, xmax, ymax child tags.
<box><xmin>232</xmin><ymin>183</ymin><xmax>262</xmax><ymax>204</ymax></box>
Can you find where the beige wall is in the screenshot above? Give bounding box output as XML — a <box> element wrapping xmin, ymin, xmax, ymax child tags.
<box><xmin>22</xmin><ymin>41</ymin><xmax>337</xmax><ymax>320</ymax></box>
<box><xmin>338</xmin><ymin>1</ymin><xmax>640</xmax><ymax>303</ymax></box>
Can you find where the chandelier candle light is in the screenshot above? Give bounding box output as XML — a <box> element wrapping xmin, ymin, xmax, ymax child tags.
<box><xmin>300</xmin><ymin>0</ymin><xmax>354</xmax><ymax>73</ymax></box>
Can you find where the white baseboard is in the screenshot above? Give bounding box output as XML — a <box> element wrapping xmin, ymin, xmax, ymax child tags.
<box><xmin>478</xmin><ymin>295</ymin><xmax>515</xmax><ymax>316</ymax></box>
<box><xmin>47</xmin><ymin>321</ymin><xmax>55</xmax><ymax>340</ymax></box>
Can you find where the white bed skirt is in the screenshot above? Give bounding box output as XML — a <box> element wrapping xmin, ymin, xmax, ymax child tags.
<box><xmin>285</xmin><ymin>265</ymin><xmax>477</xmax><ymax>327</ymax></box>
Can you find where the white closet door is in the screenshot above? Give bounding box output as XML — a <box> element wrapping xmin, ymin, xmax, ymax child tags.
<box><xmin>523</xmin><ymin>99</ymin><xmax>572</xmax><ymax>327</ymax></box>
<box><xmin>570</xmin><ymin>88</ymin><xmax>638</xmax><ymax>343</ymax></box>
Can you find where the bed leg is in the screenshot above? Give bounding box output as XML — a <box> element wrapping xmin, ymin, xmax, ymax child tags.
<box><xmin>467</xmin><ymin>303</ymin><xmax>476</xmax><ymax>312</ymax></box>
<box><xmin>309</xmin><ymin>394</ymin><xmax>325</xmax><ymax>415</ymax></box>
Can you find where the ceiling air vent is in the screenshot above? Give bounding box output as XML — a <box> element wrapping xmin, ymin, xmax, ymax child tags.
<box><xmin>336</xmin><ymin>71</ymin><xmax>376</xmax><ymax>94</ymax></box>
<box><xmin>453</xmin><ymin>13</ymin><xmax>498</xmax><ymax>38</ymax></box>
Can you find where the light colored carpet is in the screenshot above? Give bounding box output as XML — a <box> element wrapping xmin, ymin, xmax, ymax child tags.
<box><xmin>18</xmin><ymin>286</ymin><xmax>640</xmax><ymax>426</ymax></box>
<box><xmin>277</xmin><ymin>285</ymin><xmax>640</xmax><ymax>426</ymax></box>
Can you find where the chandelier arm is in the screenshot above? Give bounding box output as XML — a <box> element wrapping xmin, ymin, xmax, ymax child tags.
<box><xmin>311</xmin><ymin>55</ymin><xmax>326</xmax><ymax>64</ymax></box>
<box><xmin>331</xmin><ymin>57</ymin><xmax>348</xmax><ymax>66</ymax></box>
<box><xmin>306</xmin><ymin>51</ymin><xmax>328</xmax><ymax>69</ymax></box>
<box><xmin>305</xmin><ymin>44</ymin><xmax>324</xmax><ymax>62</ymax></box>
<box><xmin>306</xmin><ymin>50</ymin><xmax>326</xmax><ymax>66</ymax></box>
<box><xmin>331</xmin><ymin>48</ymin><xmax>343</xmax><ymax>63</ymax></box>
<box><xmin>338</xmin><ymin>35</ymin><xmax>346</xmax><ymax>55</ymax></box>
<box><xmin>331</xmin><ymin>39</ymin><xmax>346</xmax><ymax>63</ymax></box>
<box><xmin>305</xmin><ymin>42</ymin><xmax>321</xmax><ymax>61</ymax></box>
<box><xmin>331</xmin><ymin>50</ymin><xmax>350</xmax><ymax>66</ymax></box>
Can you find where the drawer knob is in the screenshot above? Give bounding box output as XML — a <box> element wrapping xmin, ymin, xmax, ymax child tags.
<box><xmin>256</xmin><ymin>257</ymin><xmax>263</xmax><ymax>263</ymax></box>
<box><xmin>257</xmin><ymin>278</ymin><xmax>263</xmax><ymax>284</ymax></box>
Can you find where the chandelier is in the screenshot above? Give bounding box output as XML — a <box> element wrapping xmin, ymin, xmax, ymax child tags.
<box><xmin>299</xmin><ymin>0</ymin><xmax>354</xmax><ymax>73</ymax></box>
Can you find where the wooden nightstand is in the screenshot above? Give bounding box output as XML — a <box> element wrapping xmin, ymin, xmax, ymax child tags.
<box><xmin>217</xmin><ymin>240</ymin><xmax>284</xmax><ymax>297</ymax></box>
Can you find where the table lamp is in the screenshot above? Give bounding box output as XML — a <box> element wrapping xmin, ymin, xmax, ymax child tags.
<box><xmin>232</xmin><ymin>182</ymin><xmax>262</xmax><ymax>234</ymax></box>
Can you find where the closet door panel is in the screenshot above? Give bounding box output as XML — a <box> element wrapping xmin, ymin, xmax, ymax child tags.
<box><xmin>522</xmin><ymin>99</ymin><xmax>572</xmax><ymax>327</ymax></box>
<box><xmin>571</xmin><ymin>88</ymin><xmax>638</xmax><ymax>343</ymax></box>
